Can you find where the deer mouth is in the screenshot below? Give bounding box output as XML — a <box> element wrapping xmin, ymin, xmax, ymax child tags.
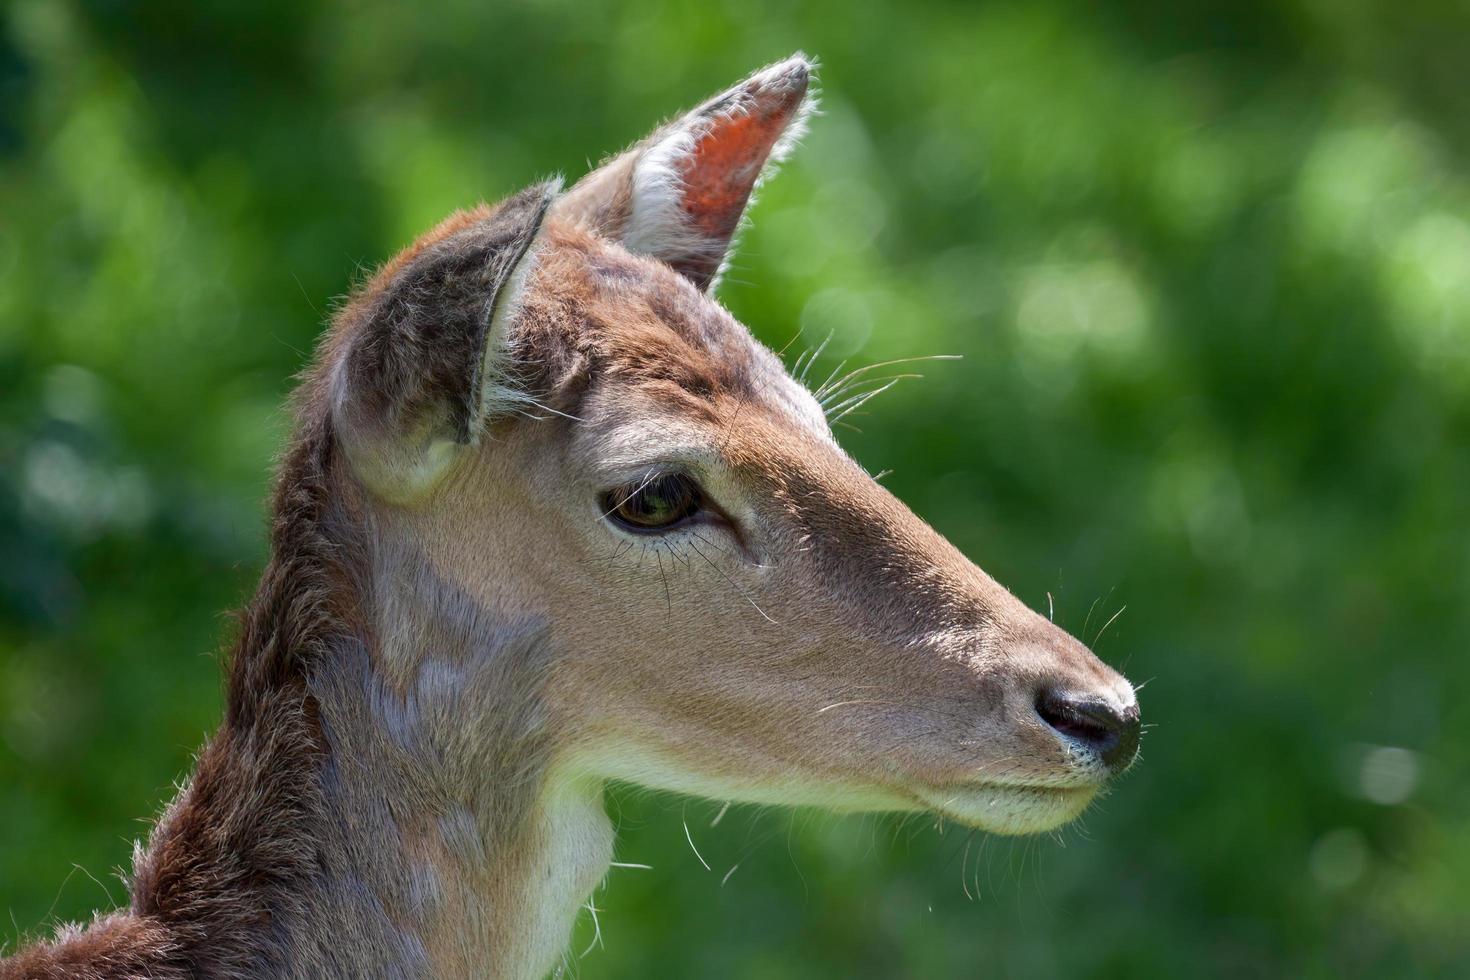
<box><xmin>916</xmin><ymin>781</ymin><xmax>1102</xmax><ymax>835</ymax></box>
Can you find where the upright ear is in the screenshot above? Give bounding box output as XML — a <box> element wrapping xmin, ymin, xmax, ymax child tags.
<box><xmin>330</xmin><ymin>181</ymin><xmax>559</xmax><ymax>504</ymax></box>
<box><xmin>554</xmin><ymin>54</ymin><xmax>815</xmax><ymax>291</ymax></box>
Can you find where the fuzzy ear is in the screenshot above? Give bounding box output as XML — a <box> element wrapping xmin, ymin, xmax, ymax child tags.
<box><xmin>331</xmin><ymin>181</ymin><xmax>559</xmax><ymax>503</ymax></box>
<box><xmin>555</xmin><ymin>54</ymin><xmax>815</xmax><ymax>291</ymax></box>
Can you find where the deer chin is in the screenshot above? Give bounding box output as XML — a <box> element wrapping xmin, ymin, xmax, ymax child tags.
<box><xmin>916</xmin><ymin>782</ymin><xmax>1102</xmax><ymax>835</ymax></box>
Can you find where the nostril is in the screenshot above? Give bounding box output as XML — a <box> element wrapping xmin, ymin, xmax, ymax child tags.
<box><xmin>1035</xmin><ymin>687</ymin><xmax>1140</xmax><ymax>772</ymax></box>
<box><xmin>1037</xmin><ymin>696</ymin><xmax>1113</xmax><ymax>746</ymax></box>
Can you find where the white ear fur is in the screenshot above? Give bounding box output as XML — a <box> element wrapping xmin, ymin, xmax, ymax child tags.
<box><xmin>557</xmin><ymin>54</ymin><xmax>816</xmax><ymax>291</ymax></box>
<box><xmin>623</xmin><ymin>121</ymin><xmax>722</xmax><ymax>275</ymax></box>
<box><xmin>625</xmin><ymin>56</ymin><xmax>817</xmax><ymax>275</ymax></box>
<box><xmin>473</xmin><ymin>221</ymin><xmax>547</xmax><ymax>435</ymax></box>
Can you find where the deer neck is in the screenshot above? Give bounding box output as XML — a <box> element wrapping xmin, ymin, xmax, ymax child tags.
<box><xmin>131</xmin><ymin>478</ymin><xmax>612</xmax><ymax>980</ymax></box>
<box><xmin>290</xmin><ymin>524</ymin><xmax>614</xmax><ymax>979</ymax></box>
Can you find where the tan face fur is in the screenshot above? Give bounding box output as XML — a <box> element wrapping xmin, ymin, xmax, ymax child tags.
<box><xmin>335</xmin><ymin>55</ymin><xmax>1139</xmax><ymax>838</ymax></box>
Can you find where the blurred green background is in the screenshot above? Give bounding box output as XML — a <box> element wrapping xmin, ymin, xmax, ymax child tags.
<box><xmin>3</xmin><ymin>0</ymin><xmax>1469</xmax><ymax>976</ymax></box>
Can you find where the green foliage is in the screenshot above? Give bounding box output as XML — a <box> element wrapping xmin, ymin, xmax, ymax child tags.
<box><xmin>3</xmin><ymin>1</ymin><xmax>1468</xmax><ymax>975</ymax></box>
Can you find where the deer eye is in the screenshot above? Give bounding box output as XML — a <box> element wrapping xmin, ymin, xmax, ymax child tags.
<box><xmin>602</xmin><ymin>474</ymin><xmax>704</xmax><ymax>532</ymax></box>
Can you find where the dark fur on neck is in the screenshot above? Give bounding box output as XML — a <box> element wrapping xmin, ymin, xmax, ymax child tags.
<box><xmin>2</xmin><ymin>392</ymin><xmax>358</xmax><ymax>979</ymax></box>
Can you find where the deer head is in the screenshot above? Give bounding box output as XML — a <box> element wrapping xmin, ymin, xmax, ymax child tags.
<box><xmin>0</xmin><ymin>54</ymin><xmax>1146</xmax><ymax>980</ymax></box>
<box><xmin>328</xmin><ymin>54</ymin><xmax>1138</xmax><ymax>841</ymax></box>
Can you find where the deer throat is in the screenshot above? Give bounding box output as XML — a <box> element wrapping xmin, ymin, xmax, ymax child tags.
<box><xmin>296</xmin><ymin>566</ymin><xmax>615</xmax><ymax>979</ymax></box>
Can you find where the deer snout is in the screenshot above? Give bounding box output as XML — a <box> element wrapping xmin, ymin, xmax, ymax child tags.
<box><xmin>1000</xmin><ymin>613</ymin><xmax>1140</xmax><ymax>774</ymax></box>
<box><xmin>1035</xmin><ymin>687</ymin><xmax>1140</xmax><ymax>773</ymax></box>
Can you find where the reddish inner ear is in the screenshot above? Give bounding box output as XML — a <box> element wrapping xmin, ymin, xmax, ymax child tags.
<box><xmin>679</xmin><ymin>87</ymin><xmax>804</xmax><ymax>244</ymax></box>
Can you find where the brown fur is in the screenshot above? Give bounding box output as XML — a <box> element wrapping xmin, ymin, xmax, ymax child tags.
<box><xmin>3</xmin><ymin>55</ymin><xmax>1138</xmax><ymax>979</ymax></box>
<box><xmin>4</xmin><ymin>363</ymin><xmax>355</xmax><ymax>977</ymax></box>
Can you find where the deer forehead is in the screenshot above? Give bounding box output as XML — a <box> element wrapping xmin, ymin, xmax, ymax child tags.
<box><xmin>528</xmin><ymin>226</ymin><xmax>833</xmax><ymax>456</ymax></box>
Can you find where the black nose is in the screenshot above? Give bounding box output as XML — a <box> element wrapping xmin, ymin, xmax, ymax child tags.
<box><xmin>1035</xmin><ymin>687</ymin><xmax>1140</xmax><ymax>772</ymax></box>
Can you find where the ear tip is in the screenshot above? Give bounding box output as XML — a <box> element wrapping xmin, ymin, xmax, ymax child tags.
<box><xmin>751</xmin><ymin>53</ymin><xmax>816</xmax><ymax>97</ymax></box>
<box><xmin>532</xmin><ymin>175</ymin><xmax>565</xmax><ymax>207</ymax></box>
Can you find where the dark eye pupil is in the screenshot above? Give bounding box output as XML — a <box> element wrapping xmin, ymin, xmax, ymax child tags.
<box><xmin>605</xmin><ymin>474</ymin><xmax>702</xmax><ymax>531</ymax></box>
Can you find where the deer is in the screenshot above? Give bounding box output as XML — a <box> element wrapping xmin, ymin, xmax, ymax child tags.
<box><xmin>2</xmin><ymin>54</ymin><xmax>1140</xmax><ymax>979</ymax></box>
